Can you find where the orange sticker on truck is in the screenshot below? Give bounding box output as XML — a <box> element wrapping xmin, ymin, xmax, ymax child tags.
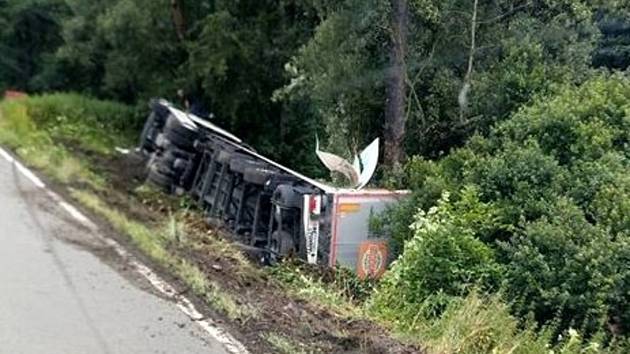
<box><xmin>357</xmin><ymin>241</ymin><xmax>388</xmax><ymax>279</ymax></box>
<box><xmin>338</xmin><ymin>203</ymin><xmax>361</xmax><ymax>213</ymax></box>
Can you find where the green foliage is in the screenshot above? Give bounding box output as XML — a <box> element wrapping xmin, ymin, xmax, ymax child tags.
<box><xmin>373</xmin><ymin>74</ymin><xmax>630</xmax><ymax>345</ymax></box>
<box><xmin>0</xmin><ymin>0</ymin><xmax>70</xmax><ymax>91</ymax></box>
<box><xmin>398</xmin><ymin>291</ymin><xmax>629</xmax><ymax>354</ymax></box>
<box><xmin>593</xmin><ymin>8</ymin><xmax>630</xmax><ymax>70</ymax></box>
<box><xmin>503</xmin><ymin>199</ymin><xmax>628</xmax><ymax>337</ymax></box>
<box><xmin>0</xmin><ymin>94</ymin><xmax>133</xmax><ymax>186</ymax></box>
<box><xmin>5</xmin><ymin>93</ymin><xmax>134</xmax><ymax>152</ymax></box>
<box><xmin>186</xmin><ymin>0</ymin><xmax>323</xmax><ymax>174</ymax></box>
<box><xmin>0</xmin><ymin>0</ymin><xmax>620</xmax><ymax>172</ymax></box>
<box><xmin>277</xmin><ymin>0</ymin><xmax>389</xmax><ymax>156</ymax></box>
<box><xmin>2</xmin><ymin>0</ymin><xmax>630</xmax><ymax>350</ymax></box>
<box><xmin>0</xmin><ymin>93</ymin><xmax>134</xmax><ymax>185</ymax></box>
<box><xmin>0</xmin><ymin>0</ymin><xmax>328</xmax><ymax>173</ymax></box>
<box><xmin>281</xmin><ymin>0</ymin><xmax>601</xmax><ymax>158</ymax></box>
<box><xmin>469</xmin><ymin>141</ymin><xmax>567</xmax><ymax>224</ymax></box>
<box><xmin>371</xmin><ymin>188</ymin><xmax>504</xmax><ymax>326</ymax></box>
<box><xmin>269</xmin><ymin>262</ymin><xmax>366</xmax><ymax>318</ymax></box>
<box><xmin>495</xmin><ymin>74</ymin><xmax>630</xmax><ymax>165</ymax></box>
<box><xmin>56</xmin><ymin>0</ymin><xmax>184</xmax><ymax>103</ymax></box>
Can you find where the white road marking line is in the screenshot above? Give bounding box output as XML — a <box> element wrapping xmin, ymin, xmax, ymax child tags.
<box><xmin>59</xmin><ymin>201</ymin><xmax>97</xmax><ymax>228</ymax></box>
<box><xmin>0</xmin><ymin>148</ymin><xmax>15</xmax><ymax>163</ymax></box>
<box><xmin>46</xmin><ymin>190</ymin><xmax>62</xmax><ymax>202</ymax></box>
<box><xmin>0</xmin><ymin>148</ymin><xmax>45</xmax><ymax>188</ymax></box>
<box><xmin>14</xmin><ymin>160</ymin><xmax>46</xmax><ymax>188</ymax></box>
<box><xmin>104</xmin><ymin>241</ymin><xmax>250</xmax><ymax>354</ymax></box>
<box><xmin>0</xmin><ymin>146</ymin><xmax>250</xmax><ymax>354</ymax></box>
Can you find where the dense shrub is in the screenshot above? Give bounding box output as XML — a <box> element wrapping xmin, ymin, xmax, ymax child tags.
<box><xmin>0</xmin><ymin>94</ymin><xmax>134</xmax><ymax>184</ymax></box>
<box><xmin>371</xmin><ymin>188</ymin><xmax>505</xmax><ymax>327</ymax></box>
<box><xmin>1</xmin><ymin>93</ymin><xmax>135</xmax><ymax>154</ymax></box>
<box><xmin>23</xmin><ymin>93</ymin><xmax>137</xmax><ymax>133</ymax></box>
<box><xmin>502</xmin><ymin>199</ymin><xmax>627</xmax><ymax>336</ymax></box>
<box><xmin>372</xmin><ymin>74</ymin><xmax>630</xmax><ymax>346</ymax></box>
<box><xmin>495</xmin><ymin>74</ymin><xmax>630</xmax><ymax>165</ymax></box>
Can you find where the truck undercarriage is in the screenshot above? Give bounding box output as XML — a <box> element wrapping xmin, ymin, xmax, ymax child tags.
<box><xmin>139</xmin><ymin>99</ymin><xmax>406</xmax><ymax>277</ymax></box>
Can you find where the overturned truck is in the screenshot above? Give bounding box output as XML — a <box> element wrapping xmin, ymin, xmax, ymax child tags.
<box><xmin>139</xmin><ymin>99</ymin><xmax>406</xmax><ymax>278</ymax></box>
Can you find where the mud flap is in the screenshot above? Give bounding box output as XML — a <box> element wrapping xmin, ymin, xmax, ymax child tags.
<box><xmin>302</xmin><ymin>194</ymin><xmax>321</xmax><ymax>264</ymax></box>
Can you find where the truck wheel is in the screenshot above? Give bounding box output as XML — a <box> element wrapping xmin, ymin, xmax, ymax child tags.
<box><xmin>147</xmin><ymin>167</ymin><xmax>174</xmax><ymax>191</ymax></box>
<box><xmin>165</xmin><ymin>114</ymin><xmax>198</xmax><ymax>140</ymax></box>
<box><xmin>165</xmin><ymin>128</ymin><xmax>196</xmax><ymax>151</ymax></box>
<box><xmin>173</xmin><ymin>158</ymin><xmax>188</xmax><ymax>171</ymax></box>
<box><xmin>170</xmin><ymin>145</ymin><xmax>195</xmax><ymax>159</ymax></box>
<box><xmin>139</xmin><ymin>112</ymin><xmax>157</xmax><ymax>150</ymax></box>
<box><xmin>244</xmin><ymin>166</ymin><xmax>278</xmax><ymax>186</ymax></box>
<box><xmin>269</xmin><ymin>230</ymin><xmax>295</xmax><ymax>258</ymax></box>
<box><xmin>149</xmin><ymin>99</ymin><xmax>170</xmax><ymax>123</ymax></box>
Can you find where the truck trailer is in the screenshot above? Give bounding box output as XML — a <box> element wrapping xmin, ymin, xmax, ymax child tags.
<box><xmin>139</xmin><ymin>99</ymin><xmax>406</xmax><ymax>278</ymax></box>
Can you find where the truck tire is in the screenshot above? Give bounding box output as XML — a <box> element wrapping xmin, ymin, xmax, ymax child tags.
<box><xmin>165</xmin><ymin>115</ymin><xmax>198</xmax><ymax>140</ymax></box>
<box><xmin>244</xmin><ymin>166</ymin><xmax>278</xmax><ymax>186</ymax></box>
<box><xmin>139</xmin><ymin>112</ymin><xmax>157</xmax><ymax>150</ymax></box>
<box><xmin>269</xmin><ymin>230</ymin><xmax>296</xmax><ymax>258</ymax></box>
<box><xmin>149</xmin><ymin>99</ymin><xmax>170</xmax><ymax>123</ymax></box>
<box><xmin>155</xmin><ymin>133</ymin><xmax>167</xmax><ymax>149</ymax></box>
<box><xmin>154</xmin><ymin>157</ymin><xmax>178</xmax><ymax>177</ymax></box>
<box><xmin>162</xmin><ymin>143</ymin><xmax>194</xmax><ymax>160</ymax></box>
<box><xmin>165</xmin><ymin>128</ymin><xmax>196</xmax><ymax>151</ymax></box>
<box><xmin>173</xmin><ymin>158</ymin><xmax>188</xmax><ymax>171</ymax></box>
<box><xmin>147</xmin><ymin>167</ymin><xmax>174</xmax><ymax>191</ymax></box>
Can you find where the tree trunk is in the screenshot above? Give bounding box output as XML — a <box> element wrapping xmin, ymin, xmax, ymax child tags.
<box><xmin>458</xmin><ymin>0</ymin><xmax>479</xmax><ymax>122</ymax></box>
<box><xmin>171</xmin><ymin>0</ymin><xmax>187</xmax><ymax>41</ymax></box>
<box><xmin>384</xmin><ymin>0</ymin><xmax>408</xmax><ymax>167</ymax></box>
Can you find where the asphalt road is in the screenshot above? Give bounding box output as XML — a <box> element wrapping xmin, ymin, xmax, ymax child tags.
<box><xmin>0</xmin><ymin>155</ymin><xmax>230</xmax><ymax>354</ymax></box>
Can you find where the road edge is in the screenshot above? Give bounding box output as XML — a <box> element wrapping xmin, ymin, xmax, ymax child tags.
<box><xmin>0</xmin><ymin>146</ymin><xmax>251</xmax><ymax>354</ymax></box>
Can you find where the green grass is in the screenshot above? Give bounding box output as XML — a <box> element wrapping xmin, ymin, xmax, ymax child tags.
<box><xmin>205</xmin><ymin>282</ymin><xmax>259</xmax><ymax>322</ymax></box>
<box><xmin>0</xmin><ymin>94</ymin><xmax>134</xmax><ymax>188</ymax></box>
<box><xmin>262</xmin><ymin>333</ymin><xmax>310</xmax><ymax>354</ymax></box>
<box><xmin>271</xmin><ymin>262</ymin><xmax>627</xmax><ymax>354</ymax></box>
<box><xmin>71</xmin><ymin>189</ymin><xmax>172</xmax><ymax>264</ymax></box>
<box><xmin>370</xmin><ymin>291</ymin><xmax>630</xmax><ymax>354</ymax></box>
<box><xmin>270</xmin><ymin>264</ymin><xmax>364</xmax><ymax>319</ymax></box>
<box><xmin>0</xmin><ymin>93</ymin><xmax>135</xmax><ymax>152</ymax></box>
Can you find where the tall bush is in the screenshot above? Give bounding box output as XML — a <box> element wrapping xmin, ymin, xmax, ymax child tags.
<box><xmin>371</xmin><ymin>188</ymin><xmax>504</xmax><ymax>329</ymax></box>
<box><xmin>372</xmin><ymin>74</ymin><xmax>630</xmax><ymax>344</ymax></box>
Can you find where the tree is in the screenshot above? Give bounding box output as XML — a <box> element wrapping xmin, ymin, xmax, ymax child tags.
<box><xmin>0</xmin><ymin>0</ymin><xmax>69</xmax><ymax>92</ymax></box>
<box><xmin>55</xmin><ymin>0</ymin><xmax>185</xmax><ymax>103</ymax></box>
<box><xmin>186</xmin><ymin>0</ymin><xmax>321</xmax><ymax>169</ymax></box>
<box><xmin>281</xmin><ymin>0</ymin><xmax>601</xmax><ymax>162</ymax></box>
<box><xmin>384</xmin><ymin>0</ymin><xmax>409</xmax><ymax>166</ymax></box>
